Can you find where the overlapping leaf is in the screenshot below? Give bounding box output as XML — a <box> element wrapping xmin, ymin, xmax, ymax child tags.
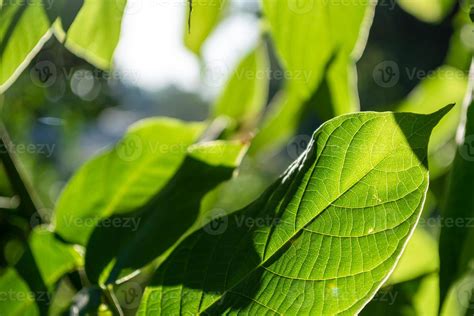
<box><xmin>53</xmin><ymin>118</ymin><xmax>205</xmax><ymax>245</ymax></box>
<box><xmin>137</xmin><ymin>106</ymin><xmax>450</xmax><ymax>315</ymax></box>
<box><xmin>84</xmin><ymin>141</ymin><xmax>247</xmax><ymax>285</ymax></box>
<box><xmin>214</xmin><ymin>44</ymin><xmax>269</xmax><ymax>129</ymax></box>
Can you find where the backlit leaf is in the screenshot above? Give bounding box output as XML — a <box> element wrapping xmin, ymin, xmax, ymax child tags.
<box><xmin>184</xmin><ymin>0</ymin><xmax>227</xmax><ymax>55</ymax></box>
<box><xmin>55</xmin><ymin>0</ymin><xmax>127</xmax><ymax>70</ymax></box>
<box><xmin>0</xmin><ymin>0</ymin><xmax>51</xmax><ymax>93</ymax></box>
<box><xmin>138</xmin><ymin>106</ymin><xmax>450</xmax><ymax>315</ymax></box>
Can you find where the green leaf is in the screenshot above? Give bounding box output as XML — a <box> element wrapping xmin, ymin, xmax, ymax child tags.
<box><xmin>445</xmin><ymin>9</ymin><xmax>473</xmax><ymax>71</ymax></box>
<box><xmin>84</xmin><ymin>141</ymin><xmax>247</xmax><ymax>285</ymax></box>
<box><xmin>397</xmin><ymin>0</ymin><xmax>456</xmax><ymax>23</ymax></box>
<box><xmin>214</xmin><ymin>44</ymin><xmax>269</xmax><ymax>129</ymax></box>
<box><xmin>55</xmin><ymin>0</ymin><xmax>127</xmax><ymax>70</ymax></box>
<box><xmin>262</xmin><ymin>0</ymin><xmax>374</xmax><ymax>102</ymax></box>
<box><xmin>53</xmin><ymin>118</ymin><xmax>205</xmax><ymax>245</ymax></box>
<box><xmin>439</xmin><ymin>94</ymin><xmax>474</xmax><ymax>302</ymax></box>
<box><xmin>184</xmin><ymin>0</ymin><xmax>227</xmax><ymax>55</ymax></box>
<box><xmin>138</xmin><ymin>106</ymin><xmax>450</xmax><ymax>315</ymax></box>
<box><xmin>0</xmin><ymin>268</ymin><xmax>38</xmax><ymax>315</ymax></box>
<box><xmin>397</xmin><ymin>66</ymin><xmax>468</xmax><ymax>178</ymax></box>
<box><xmin>0</xmin><ymin>0</ymin><xmax>51</xmax><ymax>93</ymax></box>
<box><xmin>0</xmin><ymin>228</ymin><xmax>81</xmax><ymax>316</ymax></box>
<box><xmin>29</xmin><ymin>228</ymin><xmax>83</xmax><ymax>285</ymax></box>
<box><xmin>253</xmin><ymin>0</ymin><xmax>376</xmax><ymax>155</ymax></box>
<box><xmin>361</xmin><ymin>273</ymin><xmax>439</xmax><ymax>316</ymax></box>
<box><xmin>440</xmin><ymin>272</ymin><xmax>474</xmax><ymax>316</ymax></box>
<box><xmin>248</xmin><ymin>88</ymin><xmax>305</xmax><ymax>155</ymax></box>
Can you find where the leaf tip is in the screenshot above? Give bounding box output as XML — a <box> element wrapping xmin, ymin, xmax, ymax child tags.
<box><xmin>429</xmin><ymin>103</ymin><xmax>455</xmax><ymax>122</ymax></box>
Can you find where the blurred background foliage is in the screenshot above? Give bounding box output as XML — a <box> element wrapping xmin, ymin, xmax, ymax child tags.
<box><xmin>0</xmin><ymin>0</ymin><xmax>473</xmax><ymax>314</ymax></box>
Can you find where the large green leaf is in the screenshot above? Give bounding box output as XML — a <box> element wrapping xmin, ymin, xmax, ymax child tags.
<box><xmin>84</xmin><ymin>141</ymin><xmax>247</xmax><ymax>285</ymax></box>
<box><xmin>0</xmin><ymin>0</ymin><xmax>51</xmax><ymax>93</ymax></box>
<box><xmin>184</xmin><ymin>0</ymin><xmax>227</xmax><ymax>55</ymax></box>
<box><xmin>55</xmin><ymin>0</ymin><xmax>127</xmax><ymax>70</ymax></box>
<box><xmin>0</xmin><ymin>228</ymin><xmax>82</xmax><ymax>316</ymax></box>
<box><xmin>439</xmin><ymin>77</ymin><xmax>474</xmax><ymax>303</ymax></box>
<box><xmin>137</xmin><ymin>106</ymin><xmax>450</xmax><ymax>315</ymax></box>
<box><xmin>53</xmin><ymin>118</ymin><xmax>205</xmax><ymax>245</ymax></box>
<box><xmin>214</xmin><ymin>44</ymin><xmax>269</xmax><ymax>129</ymax></box>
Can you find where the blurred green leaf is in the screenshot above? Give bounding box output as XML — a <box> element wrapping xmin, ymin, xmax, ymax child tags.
<box><xmin>214</xmin><ymin>44</ymin><xmax>269</xmax><ymax>130</ymax></box>
<box><xmin>0</xmin><ymin>0</ymin><xmax>51</xmax><ymax>93</ymax></box>
<box><xmin>253</xmin><ymin>0</ymin><xmax>376</xmax><ymax>156</ymax></box>
<box><xmin>138</xmin><ymin>107</ymin><xmax>449</xmax><ymax>315</ymax></box>
<box><xmin>439</xmin><ymin>88</ymin><xmax>474</xmax><ymax>304</ymax></box>
<box><xmin>184</xmin><ymin>0</ymin><xmax>227</xmax><ymax>55</ymax></box>
<box><xmin>397</xmin><ymin>0</ymin><xmax>456</xmax><ymax>23</ymax></box>
<box><xmin>397</xmin><ymin>66</ymin><xmax>468</xmax><ymax>178</ymax></box>
<box><xmin>55</xmin><ymin>0</ymin><xmax>127</xmax><ymax>70</ymax></box>
<box><xmin>445</xmin><ymin>9</ymin><xmax>473</xmax><ymax>71</ymax></box>
<box><xmin>441</xmin><ymin>272</ymin><xmax>474</xmax><ymax>316</ymax></box>
<box><xmin>0</xmin><ymin>228</ymin><xmax>81</xmax><ymax>316</ymax></box>
<box><xmin>0</xmin><ymin>268</ymin><xmax>38</xmax><ymax>315</ymax></box>
<box><xmin>388</xmin><ymin>228</ymin><xmax>439</xmax><ymax>285</ymax></box>
<box><xmin>29</xmin><ymin>228</ymin><xmax>82</xmax><ymax>285</ymax></box>
<box><xmin>84</xmin><ymin>141</ymin><xmax>247</xmax><ymax>285</ymax></box>
<box><xmin>262</xmin><ymin>0</ymin><xmax>374</xmax><ymax>103</ymax></box>
<box><xmin>249</xmin><ymin>88</ymin><xmax>304</xmax><ymax>155</ymax></box>
<box><xmin>361</xmin><ymin>273</ymin><xmax>439</xmax><ymax>316</ymax></box>
<box><xmin>53</xmin><ymin>118</ymin><xmax>205</xmax><ymax>245</ymax></box>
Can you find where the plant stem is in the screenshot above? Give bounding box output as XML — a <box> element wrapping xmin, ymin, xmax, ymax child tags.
<box><xmin>104</xmin><ymin>285</ymin><xmax>124</xmax><ymax>316</ymax></box>
<box><xmin>0</xmin><ymin>123</ymin><xmax>42</xmax><ymax>224</ymax></box>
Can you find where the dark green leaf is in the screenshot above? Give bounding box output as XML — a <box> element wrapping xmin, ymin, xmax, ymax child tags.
<box><xmin>53</xmin><ymin>118</ymin><xmax>205</xmax><ymax>245</ymax></box>
<box><xmin>84</xmin><ymin>141</ymin><xmax>247</xmax><ymax>285</ymax></box>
